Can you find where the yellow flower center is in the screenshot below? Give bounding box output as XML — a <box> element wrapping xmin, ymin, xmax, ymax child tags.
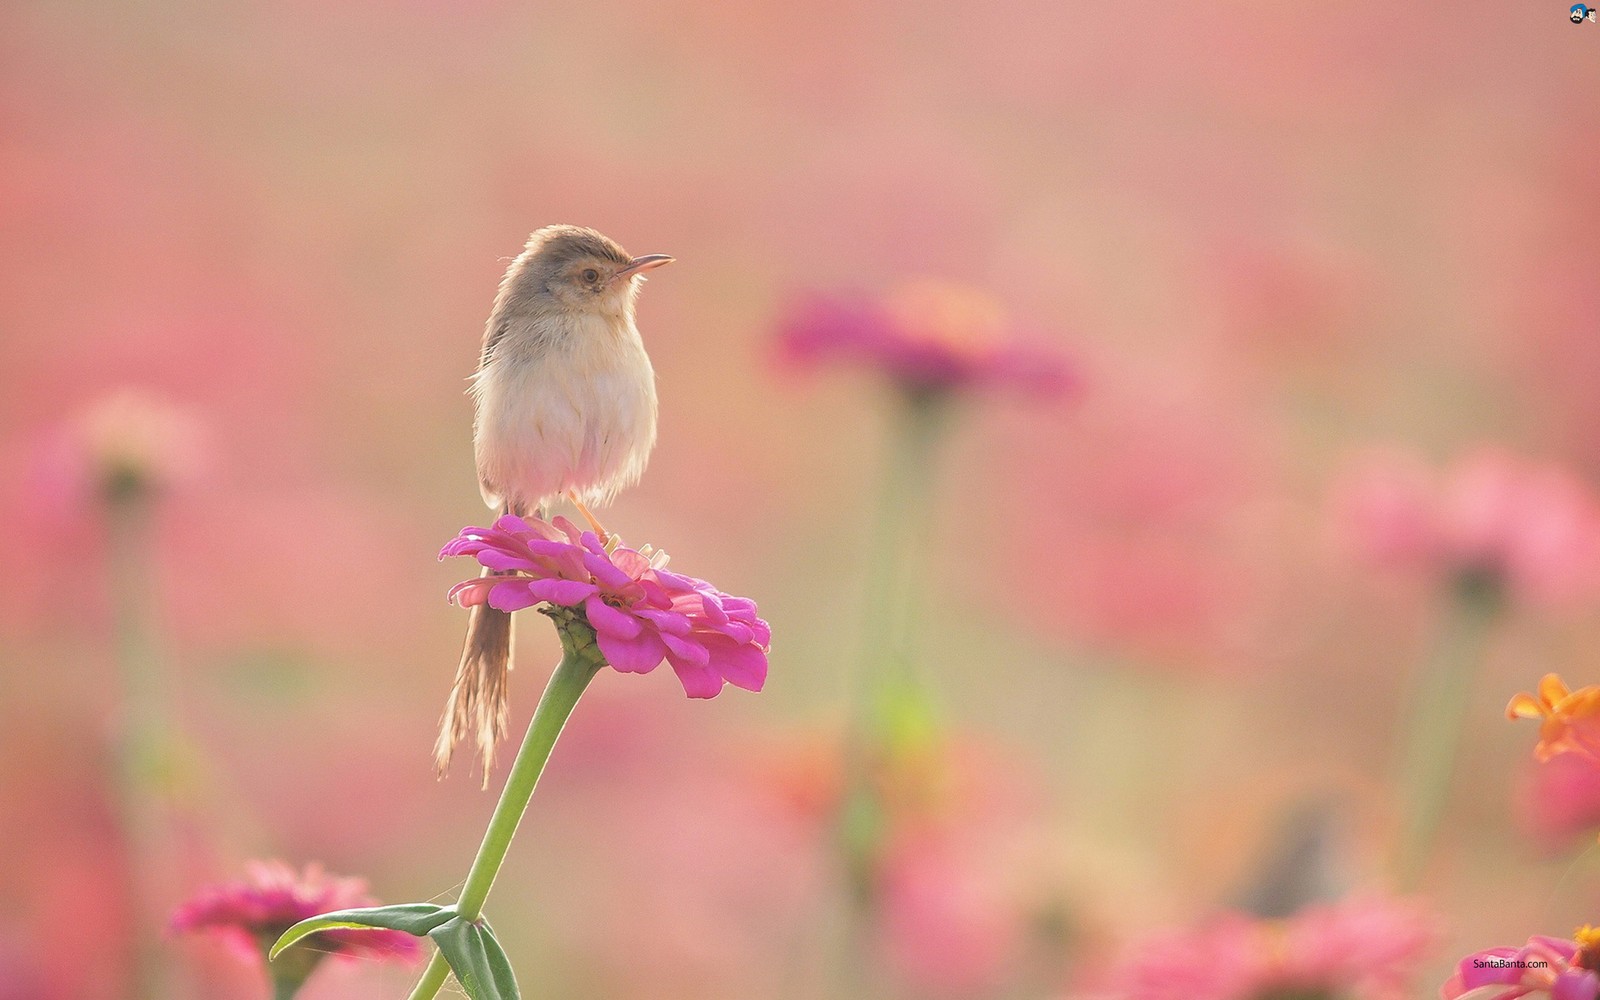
<box><xmin>1575</xmin><ymin>925</ymin><xmax>1600</xmax><ymax>970</ymax></box>
<box><xmin>884</xmin><ymin>282</ymin><xmax>1006</xmax><ymax>357</ymax></box>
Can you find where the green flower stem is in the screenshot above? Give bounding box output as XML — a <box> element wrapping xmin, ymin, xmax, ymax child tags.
<box><xmin>855</xmin><ymin>389</ymin><xmax>950</xmax><ymax>747</ymax></box>
<box><xmin>106</xmin><ymin>486</ymin><xmax>175</xmax><ymax>1000</ymax></box>
<box><xmin>1392</xmin><ymin>574</ymin><xmax>1503</xmax><ymax>888</ymax></box>
<box><xmin>406</xmin><ymin>956</ymin><xmax>451</xmax><ymax>1000</ymax></box>
<box><xmin>841</xmin><ymin>392</ymin><xmax>951</xmax><ymax>862</ymax></box>
<box><xmin>832</xmin><ymin>389</ymin><xmax>952</xmax><ymax>996</ymax></box>
<box><xmin>407</xmin><ymin>614</ymin><xmax>606</xmax><ymax>1000</ymax></box>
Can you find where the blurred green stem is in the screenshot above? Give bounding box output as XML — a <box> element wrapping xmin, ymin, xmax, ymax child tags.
<box><xmin>407</xmin><ymin>613</ymin><xmax>605</xmax><ymax>1000</ymax></box>
<box><xmin>855</xmin><ymin>389</ymin><xmax>950</xmax><ymax>749</ymax></box>
<box><xmin>1392</xmin><ymin>573</ymin><xmax>1503</xmax><ymax>889</ymax></box>
<box><xmin>107</xmin><ymin>484</ymin><xmax>175</xmax><ymax>1000</ymax></box>
<box><xmin>832</xmin><ymin>390</ymin><xmax>952</xmax><ymax>996</ymax></box>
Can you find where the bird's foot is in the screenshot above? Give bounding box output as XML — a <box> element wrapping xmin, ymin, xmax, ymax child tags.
<box><xmin>569</xmin><ymin>494</ymin><xmax>611</xmax><ymax>547</ymax></box>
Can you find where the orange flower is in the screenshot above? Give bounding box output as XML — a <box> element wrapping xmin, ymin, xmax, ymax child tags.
<box><xmin>1508</xmin><ymin>674</ymin><xmax>1600</xmax><ymax>764</ymax></box>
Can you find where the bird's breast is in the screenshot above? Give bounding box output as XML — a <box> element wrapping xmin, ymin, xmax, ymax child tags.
<box><xmin>472</xmin><ymin>311</ymin><xmax>658</xmax><ymax>511</ymax></box>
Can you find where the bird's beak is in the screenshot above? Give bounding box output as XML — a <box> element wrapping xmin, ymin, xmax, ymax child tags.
<box><xmin>614</xmin><ymin>254</ymin><xmax>675</xmax><ymax>281</ymax></box>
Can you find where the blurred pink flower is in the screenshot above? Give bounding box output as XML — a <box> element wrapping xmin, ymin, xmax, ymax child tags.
<box><xmin>169</xmin><ymin>861</ymin><xmax>421</xmax><ymax>964</ymax></box>
<box><xmin>1094</xmin><ymin>896</ymin><xmax>1435</xmax><ymax>1000</ymax></box>
<box><xmin>1100</xmin><ymin>915</ymin><xmax>1267</xmax><ymax>1000</ymax></box>
<box><xmin>766</xmin><ymin>733</ymin><xmax>1059</xmax><ymax>997</ymax></box>
<box><xmin>1441</xmin><ymin>932</ymin><xmax>1600</xmax><ymax>1000</ymax></box>
<box><xmin>877</xmin><ymin>833</ymin><xmax>1025</xmax><ymax>996</ymax></box>
<box><xmin>1280</xmin><ymin>897</ymin><xmax>1439</xmax><ymax>1000</ymax></box>
<box><xmin>443</xmin><ymin>515</ymin><xmax>770</xmax><ymax>698</ymax></box>
<box><xmin>1518</xmin><ymin>753</ymin><xmax>1600</xmax><ymax>849</ymax></box>
<box><xmin>1335</xmin><ymin>447</ymin><xmax>1600</xmax><ymax>606</ymax></box>
<box><xmin>774</xmin><ymin>282</ymin><xmax>1078</xmax><ymax>398</ymax></box>
<box><xmin>33</xmin><ymin>389</ymin><xmax>206</xmax><ymax>507</ymax></box>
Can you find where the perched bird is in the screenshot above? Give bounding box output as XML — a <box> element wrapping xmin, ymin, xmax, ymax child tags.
<box><xmin>436</xmin><ymin>224</ymin><xmax>672</xmax><ymax>778</ymax></box>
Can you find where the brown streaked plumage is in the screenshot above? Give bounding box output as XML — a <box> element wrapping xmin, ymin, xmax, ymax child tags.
<box><xmin>436</xmin><ymin>225</ymin><xmax>671</xmax><ymax>781</ymax></box>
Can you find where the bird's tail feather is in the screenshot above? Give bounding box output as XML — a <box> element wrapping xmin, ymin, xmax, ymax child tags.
<box><xmin>434</xmin><ymin>502</ymin><xmax>531</xmax><ymax>785</ymax></box>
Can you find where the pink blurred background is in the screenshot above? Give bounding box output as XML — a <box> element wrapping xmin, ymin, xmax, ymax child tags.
<box><xmin>5</xmin><ymin>2</ymin><xmax>1600</xmax><ymax>997</ymax></box>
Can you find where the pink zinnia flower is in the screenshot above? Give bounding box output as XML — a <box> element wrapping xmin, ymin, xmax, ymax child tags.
<box><xmin>1096</xmin><ymin>896</ymin><xmax>1435</xmax><ymax>1000</ymax></box>
<box><xmin>170</xmin><ymin>861</ymin><xmax>422</xmax><ymax>964</ymax></box>
<box><xmin>1441</xmin><ymin>931</ymin><xmax>1600</xmax><ymax>1000</ymax></box>
<box><xmin>1105</xmin><ymin>916</ymin><xmax>1271</xmax><ymax>1000</ymax></box>
<box><xmin>443</xmin><ymin>515</ymin><xmax>770</xmax><ymax>698</ymax></box>
<box><xmin>1278</xmin><ymin>896</ymin><xmax>1439</xmax><ymax>1000</ymax></box>
<box><xmin>38</xmin><ymin>388</ymin><xmax>207</xmax><ymax>505</ymax></box>
<box><xmin>774</xmin><ymin>281</ymin><xmax>1078</xmax><ymax>397</ymax></box>
<box><xmin>1334</xmin><ymin>447</ymin><xmax>1600</xmax><ymax>606</ymax></box>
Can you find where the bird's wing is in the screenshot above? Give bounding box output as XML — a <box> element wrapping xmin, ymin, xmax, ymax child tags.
<box><xmin>480</xmin><ymin>317</ymin><xmax>510</xmax><ymax>370</ymax></box>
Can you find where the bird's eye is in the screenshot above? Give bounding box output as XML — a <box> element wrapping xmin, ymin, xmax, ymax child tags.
<box><xmin>582</xmin><ymin>268</ymin><xmax>600</xmax><ymax>284</ymax></box>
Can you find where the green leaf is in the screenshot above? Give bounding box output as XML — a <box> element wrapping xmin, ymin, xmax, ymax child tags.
<box><xmin>269</xmin><ymin>903</ymin><xmax>457</xmax><ymax>960</ymax></box>
<box><xmin>429</xmin><ymin>915</ymin><xmax>519</xmax><ymax>1000</ymax></box>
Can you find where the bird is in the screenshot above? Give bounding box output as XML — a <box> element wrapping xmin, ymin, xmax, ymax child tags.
<box><xmin>436</xmin><ymin>224</ymin><xmax>672</xmax><ymax>779</ymax></box>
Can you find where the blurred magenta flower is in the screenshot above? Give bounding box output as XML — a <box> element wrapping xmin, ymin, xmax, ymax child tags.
<box><xmin>1094</xmin><ymin>896</ymin><xmax>1435</xmax><ymax>1000</ymax></box>
<box><xmin>1335</xmin><ymin>447</ymin><xmax>1600</xmax><ymax>606</ymax></box>
<box><xmin>171</xmin><ymin>861</ymin><xmax>420</xmax><ymax>997</ymax></box>
<box><xmin>171</xmin><ymin>861</ymin><xmax>421</xmax><ymax>961</ymax></box>
<box><xmin>774</xmin><ymin>281</ymin><xmax>1078</xmax><ymax>398</ymax></box>
<box><xmin>1508</xmin><ymin>675</ymin><xmax>1600</xmax><ymax>765</ymax></box>
<box><xmin>443</xmin><ymin>514</ymin><xmax>770</xmax><ymax>698</ymax></box>
<box><xmin>1441</xmin><ymin>931</ymin><xmax>1600</xmax><ymax>1000</ymax></box>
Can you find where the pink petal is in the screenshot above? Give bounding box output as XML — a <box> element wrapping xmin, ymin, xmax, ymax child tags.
<box><xmin>585</xmin><ymin>595</ymin><xmax>641</xmax><ymax>639</ymax></box>
<box><xmin>549</xmin><ymin>516</ymin><xmax>584</xmax><ymax>543</ymax></box>
<box><xmin>477</xmin><ymin>549</ymin><xmax>536</xmax><ymax>572</ymax></box>
<box><xmin>596</xmin><ymin>628</ymin><xmax>668</xmax><ymax>674</ymax></box>
<box><xmin>582</xmin><ymin>551</ymin><xmax>635</xmax><ymax>590</ymax></box>
<box><xmin>660</xmin><ymin>633</ymin><xmax>710</xmax><ymax>666</ymax></box>
<box><xmin>708</xmin><ymin>619</ymin><xmax>755</xmax><ymax>644</ymax></box>
<box><xmin>697</xmin><ymin>594</ymin><xmax>729</xmax><ymax>625</ymax></box>
<box><xmin>611</xmin><ymin>549</ymin><xmax>652</xmax><ymax>576</ymax></box>
<box><xmin>520</xmin><ymin>518</ymin><xmax>569</xmax><ymax>542</ymax></box>
<box><xmin>669</xmin><ymin>657</ymin><xmax>725</xmax><ymax>698</ymax></box>
<box><xmin>488</xmin><ymin>581</ymin><xmax>542</xmax><ymax>612</ymax></box>
<box><xmin>523</xmin><ymin>538</ymin><xmax>577</xmax><ymax>559</ymax></box>
<box><xmin>652</xmin><ymin>569</ymin><xmax>701</xmax><ymax>593</ymax></box>
<box><xmin>448</xmin><ymin>579</ymin><xmax>495</xmax><ymax>607</ymax></box>
<box><xmin>1457</xmin><ymin>951</ymin><xmax>1529</xmax><ymax>991</ymax></box>
<box><xmin>706</xmin><ymin>639</ymin><xmax>767</xmax><ymax>692</ymax></box>
<box><xmin>1554</xmin><ymin>971</ymin><xmax>1599</xmax><ymax>1000</ymax></box>
<box><xmin>634</xmin><ymin>578</ymin><xmax>675</xmax><ymax>609</ymax></box>
<box><xmin>634</xmin><ymin>607</ymin><xmax>693</xmax><ymax>635</ymax></box>
<box><xmin>439</xmin><ymin>536</ymin><xmax>488</xmax><ymax>559</ymax></box>
<box><xmin>527</xmin><ymin>578</ymin><xmax>600</xmax><ymax>606</ymax></box>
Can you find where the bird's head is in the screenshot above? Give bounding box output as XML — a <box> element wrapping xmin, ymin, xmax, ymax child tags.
<box><xmin>518</xmin><ymin>224</ymin><xmax>674</xmax><ymax>315</ymax></box>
